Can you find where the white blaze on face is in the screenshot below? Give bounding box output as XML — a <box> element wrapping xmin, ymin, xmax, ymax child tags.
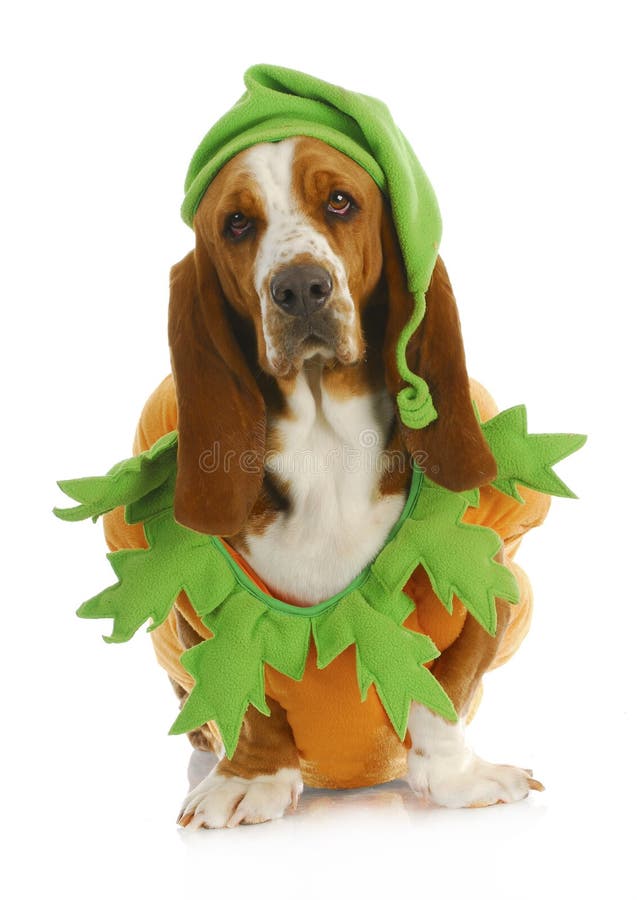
<box><xmin>243</xmin><ymin>139</ymin><xmax>356</xmax><ymax>370</ymax></box>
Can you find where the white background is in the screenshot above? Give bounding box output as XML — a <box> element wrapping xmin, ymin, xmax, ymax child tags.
<box><xmin>2</xmin><ymin>1</ymin><xmax>635</xmax><ymax>897</ymax></box>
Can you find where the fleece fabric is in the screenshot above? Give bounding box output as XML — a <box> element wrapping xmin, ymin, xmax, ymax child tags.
<box><xmin>55</xmin><ymin>376</ymin><xmax>584</xmax><ymax>788</ymax></box>
<box><xmin>180</xmin><ymin>64</ymin><xmax>442</xmax><ymax>429</ymax></box>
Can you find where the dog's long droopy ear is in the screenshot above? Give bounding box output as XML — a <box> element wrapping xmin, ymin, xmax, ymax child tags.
<box><xmin>381</xmin><ymin>208</ymin><xmax>497</xmax><ymax>491</ymax></box>
<box><xmin>168</xmin><ymin>245</ymin><xmax>265</xmax><ymax>536</ymax></box>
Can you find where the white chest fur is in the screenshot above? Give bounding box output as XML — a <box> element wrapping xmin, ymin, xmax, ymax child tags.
<box><xmin>242</xmin><ymin>366</ymin><xmax>407</xmax><ymax>604</ymax></box>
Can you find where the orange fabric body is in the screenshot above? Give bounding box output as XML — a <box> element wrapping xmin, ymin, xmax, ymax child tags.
<box><xmin>103</xmin><ymin>375</ymin><xmax>549</xmax><ymax>788</ymax></box>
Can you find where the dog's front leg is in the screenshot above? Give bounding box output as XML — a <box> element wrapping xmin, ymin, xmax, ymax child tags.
<box><xmin>407</xmin><ymin>596</ymin><xmax>544</xmax><ymax>808</ymax></box>
<box><xmin>178</xmin><ymin>698</ymin><xmax>302</xmax><ymax>829</ymax></box>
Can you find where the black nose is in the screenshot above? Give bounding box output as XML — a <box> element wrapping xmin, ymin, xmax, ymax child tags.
<box><xmin>270</xmin><ymin>265</ymin><xmax>333</xmax><ymax>317</ymax></box>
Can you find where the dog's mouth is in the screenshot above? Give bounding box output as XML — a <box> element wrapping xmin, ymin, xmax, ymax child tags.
<box><xmin>267</xmin><ymin>311</ymin><xmax>360</xmax><ymax>375</ymax></box>
<box><xmin>298</xmin><ymin>328</ymin><xmax>334</xmax><ymax>356</ymax></box>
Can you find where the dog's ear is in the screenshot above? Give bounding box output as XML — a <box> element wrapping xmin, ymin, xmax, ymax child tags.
<box><xmin>381</xmin><ymin>206</ymin><xmax>496</xmax><ymax>491</ymax></box>
<box><xmin>168</xmin><ymin>240</ymin><xmax>266</xmax><ymax>536</ymax></box>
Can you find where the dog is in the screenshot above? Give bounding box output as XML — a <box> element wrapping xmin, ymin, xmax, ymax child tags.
<box><xmin>101</xmin><ymin>134</ymin><xmax>550</xmax><ymax>828</ymax></box>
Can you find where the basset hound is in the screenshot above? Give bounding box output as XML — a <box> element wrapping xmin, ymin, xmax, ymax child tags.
<box><xmin>104</xmin><ymin>135</ymin><xmax>549</xmax><ymax>828</ymax></box>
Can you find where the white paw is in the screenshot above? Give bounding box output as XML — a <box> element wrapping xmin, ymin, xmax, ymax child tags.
<box><xmin>177</xmin><ymin>767</ymin><xmax>303</xmax><ymax>829</ymax></box>
<box><xmin>408</xmin><ymin>749</ymin><xmax>544</xmax><ymax>809</ymax></box>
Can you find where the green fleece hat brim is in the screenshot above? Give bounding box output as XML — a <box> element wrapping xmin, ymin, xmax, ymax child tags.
<box><xmin>182</xmin><ymin>64</ymin><xmax>442</xmax><ymax>430</ymax></box>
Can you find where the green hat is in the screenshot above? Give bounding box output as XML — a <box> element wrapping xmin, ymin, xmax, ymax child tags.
<box><xmin>182</xmin><ymin>63</ymin><xmax>442</xmax><ymax>430</ymax></box>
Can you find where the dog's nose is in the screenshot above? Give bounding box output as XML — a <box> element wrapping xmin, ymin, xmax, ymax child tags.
<box><xmin>270</xmin><ymin>265</ymin><xmax>333</xmax><ymax>317</ymax></box>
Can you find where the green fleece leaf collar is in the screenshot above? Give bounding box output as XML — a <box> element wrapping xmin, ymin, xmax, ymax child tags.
<box><xmin>54</xmin><ymin>406</ymin><xmax>585</xmax><ymax>758</ymax></box>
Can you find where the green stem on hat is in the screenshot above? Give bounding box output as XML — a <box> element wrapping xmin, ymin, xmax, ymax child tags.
<box><xmin>395</xmin><ymin>291</ymin><xmax>438</xmax><ymax>430</ymax></box>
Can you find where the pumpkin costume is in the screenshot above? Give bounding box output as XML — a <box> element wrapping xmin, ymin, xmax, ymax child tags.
<box><xmin>55</xmin><ymin>376</ymin><xmax>583</xmax><ymax>789</ymax></box>
<box><xmin>54</xmin><ymin>64</ymin><xmax>585</xmax><ymax>790</ymax></box>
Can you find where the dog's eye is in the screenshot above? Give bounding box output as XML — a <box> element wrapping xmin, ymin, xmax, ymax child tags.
<box><xmin>327</xmin><ymin>191</ymin><xmax>354</xmax><ymax>217</ymax></box>
<box><xmin>226</xmin><ymin>212</ymin><xmax>252</xmax><ymax>240</ymax></box>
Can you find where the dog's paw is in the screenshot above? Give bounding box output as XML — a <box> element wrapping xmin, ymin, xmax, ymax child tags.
<box><xmin>177</xmin><ymin>767</ymin><xmax>303</xmax><ymax>829</ymax></box>
<box><xmin>407</xmin><ymin>749</ymin><xmax>544</xmax><ymax>809</ymax></box>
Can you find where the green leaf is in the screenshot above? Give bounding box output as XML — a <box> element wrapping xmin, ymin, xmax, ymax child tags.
<box><xmin>259</xmin><ymin>609</ymin><xmax>312</xmax><ymax>680</ymax></box>
<box><xmin>312</xmin><ymin>591</ymin><xmax>456</xmax><ymax>738</ymax></box>
<box><xmin>359</xmin><ymin>569</ymin><xmax>415</xmax><ymax>625</ymax></box>
<box><xmin>481</xmin><ymin>405</ymin><xmax>586</xmax><ymax>502</ymax></box>
<box><xmin>374</xmin><ymin>481</ymin><xmax>519</xmax><ymax>635</ymax></box>
<box><xmin>77</xmin><ymin>505</ymin><xmax>236</xmax><ymax>642</ymax></box>
<box><xmin>169</xmin><ymin>596</ymin><xmax>312</xmax><ymax>757</ymax></box>
<box><xmin>54</xmin><ymin>431</ymin><xmax>178</xmax><ymax>521</ymax></box>
<box><xmin>170</xmin><ymin>595</ymin><xmax>270</xmax><ymax>757</ymax></box>
<box><xmin>125</xmin><ymin>472</ymin><xmax>176</xmax><ymax>523</ymax></box>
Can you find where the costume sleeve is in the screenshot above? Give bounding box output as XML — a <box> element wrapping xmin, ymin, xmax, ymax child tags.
<box><xmin>467</xmin><ymin>379</ymin><xmax>551</xmax><ymax>554</ymax></box>
<box><xmin>464</xmin><ymin>380</ymin><xmax>548</xmax><ymax>679</ymax></box>
<box><xmin>103</xmin><ymin>375</ymin><xmax>178</xmax><ymax>553</ymax></box>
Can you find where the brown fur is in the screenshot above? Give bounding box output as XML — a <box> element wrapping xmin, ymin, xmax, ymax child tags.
<box><xmin>215</xmin><ymin>700</ymin><xmax>300</xmax><ymax>779</ymax></box>
<box><xmin>168</xmin><ymin>246</ymin><xmax>266</xmax><ymax>537</ymax></box>
<box><xmin>431</xmin><ymin>597</ymin><xmax>513</xmax><ymax>716</ymax></box>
